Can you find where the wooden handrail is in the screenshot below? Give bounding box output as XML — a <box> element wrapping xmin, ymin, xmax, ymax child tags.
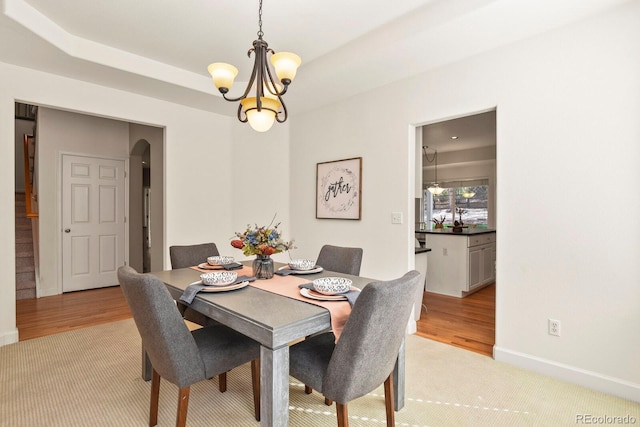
<box><xmin>23</xmin><ymin>134</ymin><xmax>38</xmax><ymax>218</ymax></box>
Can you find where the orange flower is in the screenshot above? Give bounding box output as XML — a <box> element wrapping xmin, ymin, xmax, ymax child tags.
<box><xmin>230</xmin><ymin>239</ymin><xmax>244</xmax><ymax>249</ymax></box>
<box><xmin>262</xmin><ymin>246</ymin><xmax>276</xmax><ymax>256</ymax></box>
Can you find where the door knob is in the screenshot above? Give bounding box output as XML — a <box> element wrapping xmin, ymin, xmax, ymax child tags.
<box><xmin>64</xmin><ymin>229</ymin><xmax>71</xmax><ymax>233</ymax></box>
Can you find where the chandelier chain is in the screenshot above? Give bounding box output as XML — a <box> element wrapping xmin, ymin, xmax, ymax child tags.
<box><xmin>422</xmin><ymin>146</ymin><xmax>436</xmax><ymax>163</ymax></box>
<box><xmin>257</xmin><ymin>0</ymin><xmax>264</xmax><ymax>39</ymax></box>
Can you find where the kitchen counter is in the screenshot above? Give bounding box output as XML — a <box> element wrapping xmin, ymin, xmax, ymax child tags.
<box><xmin>419</xmin><ymin>230</ymin><xmax>496</xmax><ymax>298</ymax></box>
<box><xmin>415</xmin><ymin>247</ymin><xmax>432</xmax><ymax>254</ymax></box>
<box><xmin>416</xmin><ymin>228</ymin><xmax>496</xmax><ymax>236</ymax></box>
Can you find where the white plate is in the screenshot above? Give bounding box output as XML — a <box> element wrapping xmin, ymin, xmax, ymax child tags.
<box><xmin>278</xmin><ymin>266</ymin><xmax>324</xmax><ymax>275</ymax></box>
<box><xmin>189</xmin><ymin>280</ymin><xmax>250</xmax><ymax>292</ymax></box>
<box><xmin>300</xmin><ymin>288</ymin><xmax>347</xmax><ymax>301</ymax></box>
<box><xmin>197</xmin><ymin>262</ymin><xmax>224</xmax><ymax>270</ymax></box>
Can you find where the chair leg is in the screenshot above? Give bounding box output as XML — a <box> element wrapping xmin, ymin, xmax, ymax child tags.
<box><xmin>304</xmin><ymin>385</ymin><xmax>313</xmax><ymax>394</ymax></box>
<box><xmin>336</xmin><ymin>402</ymin><xmax>349</xmax><ymax>427</ymax></box>
<box><xmin>251</xmin><ymin>359</ymin><xmax>261</xmax><ymax>422</ymax></box>
<box><xmin>325</xmin><ymin>397</ymin><xmax>333</xmax><ymax>406</ymax></box>
<box><xmin>384</xmin><ymin>374</ymin><xmax>395</xmax><ymax>427</ymax></box>
<box><xmin>176</xmin><ymin>386</ymin><xmax>190</xmax><ymax>427</ymax></box>
<box><xmin>218</xmin><ymin>372</ymin><xmax>227</xmax><ymax>392</ymax></box>
<box><xmin>149</xmin><ymin>369</ymin><xmax>160</xmax><ymax>427</ymax></box>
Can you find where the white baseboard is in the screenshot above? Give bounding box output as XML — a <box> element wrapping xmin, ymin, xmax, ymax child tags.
<box><xmin>0</xmin><ymin>328</ymin><xmax>19</xmax><ymax>347</ymax></box>
<box><xmin>494</xmin><ymin>346</ymin><xmax>640</xmax><ymax>403</ymax></box>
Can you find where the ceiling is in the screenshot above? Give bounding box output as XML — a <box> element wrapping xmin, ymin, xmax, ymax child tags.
<box><xmin>0</xmin><ymin>0</ymin><xmax>629</xmax><ymax>117</ymax></box>
<box><xmin>423</xmin><ymin>110</ymin><xmax>496</xmax><ymax>153</ymax></box>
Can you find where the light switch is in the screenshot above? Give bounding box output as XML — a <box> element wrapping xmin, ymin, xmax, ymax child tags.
<box><xmin>392</xmin><ymin>212</ymin><xmax>403</xmax><ymax>224</ymax></box>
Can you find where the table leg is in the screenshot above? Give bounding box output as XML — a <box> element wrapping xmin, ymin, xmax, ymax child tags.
<box><xmin>142</xmin><ymin>346</ymin><xmax>152</xmax><ymax>381</ymax></box>
<box><xmin>393</xmin><ymin>337</ymin><xmax>406</xmax><ymax>410</ymax></box>
<box><xmin>260</xmin><ymin>345</ymin><xmax>289</xmax><ymax>427</ymax></box>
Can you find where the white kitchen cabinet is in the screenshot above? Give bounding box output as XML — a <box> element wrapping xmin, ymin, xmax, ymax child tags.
<box><xmin>420</xmin><ymin>230</ymin><xmax>496</xmax><ymax>298</ymax></box>
<box><xmin>469</xmin><ymin>242</ymin><xmax>496</xmax><ymax>291</ymax></box>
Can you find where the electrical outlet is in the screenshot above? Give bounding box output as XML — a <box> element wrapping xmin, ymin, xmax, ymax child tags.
<box><xmin>443</xmin><ymin>248</ymin><xmax>448</xmax><ymax>256</ymax></box>
<box><xmin>548</xmin><ymin>319</ymin><xmax>561</xmax><ymax>336</ymax></box>
<box><xmin>391</xmin><ymin>212</ymin><xmax>403</xmax><ymax>224</ymax></box>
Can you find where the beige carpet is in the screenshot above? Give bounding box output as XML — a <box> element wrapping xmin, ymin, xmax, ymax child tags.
<box><xmin>1</xmin><ymin>319</ymin><xmax>637</xmax><ymax>427</ymax></box>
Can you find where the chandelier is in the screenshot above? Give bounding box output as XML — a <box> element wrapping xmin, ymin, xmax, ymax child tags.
<box><xmin>207</xmin><ymin>0</ymin><xmax>301</xmax><ymax>132</ymax></box>
<box><xmin>423</xmin><ymin>146</ymin><xmax>444</xmax><ymax>195</ymax></box>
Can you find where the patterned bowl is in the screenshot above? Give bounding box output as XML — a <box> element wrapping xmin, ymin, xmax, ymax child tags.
<box><xmin>200</xmin><ymin>271</ymin><xmax>237</xmax><ymax>287</ymax></box>
<box><xmin>312</xmin><ymin>277</ymin><xmax>352</xmax><ymax>295</ymax></box>
<box><xmin>207</xmin><ymin>255</ymin><xmax>235</xmax><ymax>266</ymax></box>
<box><xmin>288</xmin><ymin>259</ymin><xmax>316</xmax><ymax>271</ymax></box>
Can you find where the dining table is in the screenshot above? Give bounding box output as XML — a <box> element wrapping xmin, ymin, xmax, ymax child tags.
<box><xmin>147</xmin><ymin>262</ymin><xmax>406</xmax><ymax>427</ymax></box>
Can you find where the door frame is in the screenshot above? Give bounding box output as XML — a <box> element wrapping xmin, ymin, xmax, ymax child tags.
<box><xmin>54</xmin><ymin>151</ymin><xmax>129</xmax><ymax>295</ymax></box>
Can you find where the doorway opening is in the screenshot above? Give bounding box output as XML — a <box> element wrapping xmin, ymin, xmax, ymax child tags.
<box><xmin>414</xmin><ymin>109</ymin><xmax>497</xmax><ymax>356</ymax></box>
<box><xmin>12</xmin><ymin>103</ymin><xmax>164</xmax><ymax>301</ymax></box>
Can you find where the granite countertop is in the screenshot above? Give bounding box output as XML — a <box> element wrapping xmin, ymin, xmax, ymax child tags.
<box><xmin>415</xmin><ymin>228</ymin><xmax>496</xmax><ymax>236</ymax></box>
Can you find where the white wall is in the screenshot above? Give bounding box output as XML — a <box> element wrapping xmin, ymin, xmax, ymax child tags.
<box><xmin>36</xmin><ymin>108</ymin><xmax>130</xmax><ymax>296</ymax></box>
<box><xmin>0</xmin><ymin>62</ymin><xmax>286</xmax><ymax>344</ymax></box>
<box><xmin>227</xmin><ymin>123</ymin><xmax>293</xmax><ymax>263</ymax></box>
<box><xmin>290</xmin><ymin>1</ymin><xmax>640</xmax><ymax>401</ymax></box>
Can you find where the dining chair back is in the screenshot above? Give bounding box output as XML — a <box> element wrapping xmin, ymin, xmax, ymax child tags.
<box><xmin>117</xmin><ymin>266</ymin><xmax>261</xmax><ymax>426</ymax></box>
<box><xmin>316</xmin><ymin>244</ymin><xmax>363</xmax><ymax>276</ymax></box>
<box><xmin>170</xmin><ymin>243</ymin><xmax>220</xmax><ymax>327</ymax></box>
<box><xmin>289</xmin><ymin>270</ymin><xmax>423</xmax><ymax>427</ymax></box>
<box><xmin>169</xmin><ymin>242</ymin><xmax>220</xmax><ymax>269</ymax></box>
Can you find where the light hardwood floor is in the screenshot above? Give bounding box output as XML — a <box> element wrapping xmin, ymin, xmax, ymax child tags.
<box><xmin>16</xmin><ymin>283</ymin><xmax>496</xmax><ymax>357</ymax></box>
<box><xmin>417</xmin><ymin>283</ymin><xmax>495</xmax><ymax>356</ymax></box>
<box><xmin>16</xmin><ymin>286</ymin><xmax>132</xmax><ymax>341</ymax></box>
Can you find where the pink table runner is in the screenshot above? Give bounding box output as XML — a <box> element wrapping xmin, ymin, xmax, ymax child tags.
<box><xmin>191</xmin><ymin>265</ymin><xmax>352</xmax><ymax>340</ymax></box>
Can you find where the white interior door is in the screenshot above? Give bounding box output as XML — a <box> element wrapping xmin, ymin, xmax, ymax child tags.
<box><xmin>62</xmin><ymin>154</ymin><xmax>126</xmax><ymax>292</ymax></box>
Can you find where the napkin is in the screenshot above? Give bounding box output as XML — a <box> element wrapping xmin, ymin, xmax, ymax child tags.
<box><xmin>274</xmin><ymin>268</ymin><xmax>296</xmax><ymax>276</ymax></box>
<box><xmin>298</xmin><ymin>282</ymin><xmax>360</xmax><ymax>307</ymax></box>
<box><xmin>180</xmin><ymin>275</ymin><xmax>256</xmax><ymax>304</ymax></box>
<box><xmin>222</xmin><ymin>262</ymin><xmax>243</xmax><ymax>270</ymax></box>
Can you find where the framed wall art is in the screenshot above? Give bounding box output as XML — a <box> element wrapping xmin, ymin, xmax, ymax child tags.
<box><xmin>316</xmin><ymin>157</ymin><xmax>362</xmax><ymax>220</ymax></box>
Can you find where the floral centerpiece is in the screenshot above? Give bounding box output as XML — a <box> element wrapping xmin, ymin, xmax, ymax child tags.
<box><xmin>230</xmin><ymin>216</ymin><xmax>294</xmax><ymax>279</ymax></box>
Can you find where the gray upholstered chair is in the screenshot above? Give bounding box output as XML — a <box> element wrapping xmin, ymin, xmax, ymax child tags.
<box><xmin>117</xmin><ymin>266</ymin><xmax>261</xmax><ymax>426</ymax></box>
<box><xmin>315</xmin><ymin>244</ymin><xmax>363</xmax><ymax>276</ymax></box>
<box><xmin>289</xmin><ymin>270</ymin><xmax>422</xmax><ymax>427</ymax></box>
<box><xmin>170</xmin><ymin>243</ymin><xmax>220</xmax><ymax>328</ymax></box>
<box><xmin>303</xmin><ymin>244</ymin><xmax>364</xmax><ymax>396</ymax></box>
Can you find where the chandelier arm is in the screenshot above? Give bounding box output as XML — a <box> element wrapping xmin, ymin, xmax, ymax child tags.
<box><xmin>237</xmin><ymin>103</ymin><xmax>248</xmax><ymax>123</ymax></box>
<box><xmin>254</xmin><ymin>42</ymin><xmax>266</xmax><ymax>111</ymax></box>
<box><xmin>222</xmin><ymin>46</ymin><xmax>261</xmax><ymax>102</ymax></box>
<box><xmin>263</xmin><ymin>49</ymin><xmax>289</xmax><ymax>97</ymax></box>
<box><xmin>275</xmin><ymin>97</ymin><xmax>288</xmax><ymax>123</ymax></box>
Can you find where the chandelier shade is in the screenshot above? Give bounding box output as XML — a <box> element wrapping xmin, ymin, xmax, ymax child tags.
<box><xmin>428</xmin><ymin>184</ymin><xmax>445</xmax><ymax>195</ymax></box>
<box><xmin>207</xmin><ymin>0</ymin><xmax>301</xmax><ymax>132</ymax></box>
<box><xmin>207</xmin><ymin>63</ymin><xmax>239</xmax><ymax>92</ymax></box>
<box><xmin>240</xmin><ymin>97</ymin><xmax>281</xmax><ymax>132</ymax></box>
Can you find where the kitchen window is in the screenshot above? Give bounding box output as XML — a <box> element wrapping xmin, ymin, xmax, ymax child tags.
<box><xmin>424</xmin><ymin>179</ymin><xmax>489</xmax><ymax>228</ymax></box>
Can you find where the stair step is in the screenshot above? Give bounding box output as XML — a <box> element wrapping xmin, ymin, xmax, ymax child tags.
<box><xmin>15</xmin><ymin>242</ymin><xmax>33</xmax><ymax>253</ymax></box>
<box><xmin>16</xmin><ymin>288</ymin><xmax>36</xmax><ymax>300</ymax></box>
<box><xmin>16</xmin><ymin>271</ymin><xmax>36</xmax><ymax>283</ymax></box>
<box><xmin>16</xmin><ymin>280</ymin><xmax>36</xmax><ymax>290</ymax></box>
<box><xmin>16</xmin><ymin>251</ymin><xmax>34</xmax><ymax>259</ymax></box>
<box><xmin>16</xmin><ymin>256</ymin><xmax>35</xmax><ymax>269</ymax></box>
<box><xmin>15</xmin><ymin>230</ymin><xmax>32</xmax><ymax>240</ymax></box>
<box><xmin>15</xmin><ymin>237</ymin><xmax>33</xmax><ymax>245</ymax></box>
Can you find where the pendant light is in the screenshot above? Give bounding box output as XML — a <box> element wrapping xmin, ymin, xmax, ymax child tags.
<box><xmin>207</xmin><ymin>0</ymin><xmax>301</xmax><ymax>132</ymax></box>
<box><xmin>423</xmin><ymin>146</ymin><xmax>444</xmax><ymax>195</ymax></box>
